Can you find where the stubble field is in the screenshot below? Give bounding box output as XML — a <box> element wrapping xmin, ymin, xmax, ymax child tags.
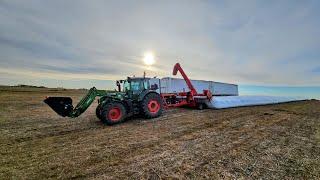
<box><xmin>1</xmin><ymin>87</ymin><xmax>320</xmax><ymax>179</ymax></box>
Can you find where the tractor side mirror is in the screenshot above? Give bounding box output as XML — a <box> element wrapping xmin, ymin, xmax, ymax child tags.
<box><xmin>116</xmin><ymin>81</ymin><xmax>121</xmax><ymax>92</ymax></box>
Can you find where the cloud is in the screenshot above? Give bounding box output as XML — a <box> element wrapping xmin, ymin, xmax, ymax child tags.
<box><xmin>0</xmin><ymin>0</ymin><xmax>319</xmax><ymax>88</ymax></box>
<box><xmin>311</xmin><ymin>67</ymin><xmax>320</xmax><ymax>74</ymax></box>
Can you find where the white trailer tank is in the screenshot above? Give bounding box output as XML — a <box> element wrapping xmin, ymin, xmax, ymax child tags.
<box><xmin>160</xmin><ymin>77</ymin><xmax>238</xmax><ymax>96</ymax></box>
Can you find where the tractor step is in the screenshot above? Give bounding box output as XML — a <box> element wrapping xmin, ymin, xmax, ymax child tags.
<box><xmin>132</xmin><ymin>102</ymin><xmax>140</xmax><ymax>114</ymax></box>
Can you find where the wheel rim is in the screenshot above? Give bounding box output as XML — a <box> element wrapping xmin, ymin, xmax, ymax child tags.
<box><xmin>148</xmin><ymin>100</ymin><xmax>160</xmax><ymax>114</ymax></box>
<box><xmin>108</xmin><ymin>107</ymin><xmax>122</xmax><ymax>121</ymax></box>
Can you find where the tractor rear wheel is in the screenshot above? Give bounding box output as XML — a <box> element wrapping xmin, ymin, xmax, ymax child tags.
<box><xmin>101</xmin><ymin>102</ymin><xmax>126</xmax><ymax>125</ymax></box>
<box><xmin>142</xmin><ymin>93</ymin><xmax>163</xmax><ymax>119</ymax></box>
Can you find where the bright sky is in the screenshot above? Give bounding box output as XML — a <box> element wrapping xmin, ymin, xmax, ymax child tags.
<box><xmin>0</xmin><ymin>0</ymin><xmax>319</xmax><ymax>98</ymax></box>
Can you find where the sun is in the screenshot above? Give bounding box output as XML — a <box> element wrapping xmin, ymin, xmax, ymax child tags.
<box><xmin>143</xmin><ymin>52</ymin><xmax>155</xmax><ymax>66</ymax></box>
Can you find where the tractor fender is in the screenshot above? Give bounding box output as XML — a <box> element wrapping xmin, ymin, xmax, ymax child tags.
<box><xmin>100</xmin><ymin>97</ymin><xmax>122</xmax><ymax>108</ymax></box>
<box><xmin>138</xmin><ymin>90</ymin><xmax>160</xmax><ymax>102</ymax></box>
<box><xmin>100</xmin><ymin>97</ymin><xmax>132</xmax><ymax>114</ymax></box>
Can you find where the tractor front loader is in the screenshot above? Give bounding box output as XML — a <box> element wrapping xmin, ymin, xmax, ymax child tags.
<box><xmin>44</xmin><ymin>77</ymin><xmax>163</xmax><ymax>125</ymax></box>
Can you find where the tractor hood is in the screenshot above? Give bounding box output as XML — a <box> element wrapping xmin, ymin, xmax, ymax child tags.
<box><xmin>104</xmin><ymin>91</ymin><xmax>127</xmax><ymax>100</ymax></box>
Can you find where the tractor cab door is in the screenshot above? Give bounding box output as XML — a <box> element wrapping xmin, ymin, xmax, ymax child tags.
<box><xmin>148</xmin><ymin>78</ymin><xmax>160</xmax><ymax>94</ymax></box>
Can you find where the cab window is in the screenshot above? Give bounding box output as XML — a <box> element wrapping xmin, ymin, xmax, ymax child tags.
<box><xmin>131</xmin><ymin>81</ymin><xmax>141</xmax><ymax>91</ymax></box>
<box><xmin>123</xmin><ymin>81</ymin><xmax>130</xmax><ymax>92</ymax></box>
<box><xmin>143</xmin><ymin>80</ymin><xmax>149</xmax><ymax>89</ymax></box>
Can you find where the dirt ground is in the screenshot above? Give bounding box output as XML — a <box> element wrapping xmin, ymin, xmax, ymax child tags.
<box><xmin>0</xmin><ymin>87</ymin><xmax>320</xmax><ymax>179</ymax></box>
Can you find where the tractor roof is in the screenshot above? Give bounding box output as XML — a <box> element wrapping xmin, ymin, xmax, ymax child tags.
<box><xmin>127</xmin><ymin>77</ymin><xmax>150</xmax><ymax>80</ymax></box>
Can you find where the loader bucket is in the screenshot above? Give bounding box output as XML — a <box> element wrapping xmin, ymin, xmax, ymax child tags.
<box><xmin>44</xmin><ymin>97</ymin><xmax>74</xmax><ymax>117</ymax></box>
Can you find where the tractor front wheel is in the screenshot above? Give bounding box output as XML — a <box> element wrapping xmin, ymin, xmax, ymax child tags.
<box><xmin>142</xmin><ymin>93</ymin><xmax>163</xmax><ymax>119</ymax></box>
<box><xmin>96</xmin><ymin>104</ymin><xmax>102</xmax><ymax>120</ymax></box>
<box><xmin>101</xmin><ymin>102</ymin><xmax>126</xmax><ymax>125</ymax></box>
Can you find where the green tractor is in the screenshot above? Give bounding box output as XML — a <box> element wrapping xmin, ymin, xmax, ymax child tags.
<box><xmin>44</xmin><ymin>77</ymin><xmax>163</xmax><ymax>125</ymax></box>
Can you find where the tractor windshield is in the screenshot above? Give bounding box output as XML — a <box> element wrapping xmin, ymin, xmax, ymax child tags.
<box><xmin>123</xmin><ymin>81</ymin><xmax>130</xmax><ymax>92</ymax></box>
<box><xmin>131</xmin><ymin>81</ymin><xmax>143</xmax><ymax>91</ymax></box>
<box><xmin>122</xmin><ymin>80</ymin><xmax>142</xmax><ymax>92</ymax></box>
<box><xmin>123</xmin><ymin>79</ymin><xmax>146</xmax><ymax>93</ymax></box>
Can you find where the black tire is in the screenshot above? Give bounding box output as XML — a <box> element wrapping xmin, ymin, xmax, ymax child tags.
<box><xmin>101</xmin><ymin>102</ymin><xmax>126</xmax><ymax>125</ymax></box>
<box><xmin>141</xmin><ymin>93</ymin><xmax>163</xmax><ymax>119</ymax></box>
<box><xmin>198</xmin><ymin>103</ymin><xmax>205</xmax><ymax>110</ymax></box>
<box><xmin>95</xmin><ymin>104</ymin><xmax>102</xmax><ymax>120</ymax></box>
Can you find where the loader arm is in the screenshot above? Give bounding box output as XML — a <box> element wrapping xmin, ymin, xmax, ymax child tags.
<box><xmin>44</xmin><ymin>87</ymin><xmax>108</xmax><ymax>118</ymax></box>
<box><xmin>172</xmin><ymin>63</ymin><xmax>198</xmax><ymax>95</ymax></box>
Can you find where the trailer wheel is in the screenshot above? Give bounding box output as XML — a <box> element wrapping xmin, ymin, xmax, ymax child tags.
<box><xmin>142</xmin><ymin>93</ymin><xmax>163</xmax><ymax>119</ymax></box>
<box><xmin>101</xmin><ymin>102</ymin><xmax>126</xmax><ymax>125</ymax></box>
<box><xmin>198</xmin><ymin>103</ymin><xmax>205</xmax><ymax>110</ymax></box>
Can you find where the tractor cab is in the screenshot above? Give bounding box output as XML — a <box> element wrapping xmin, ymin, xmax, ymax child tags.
<box><xmin>117</xmin><ymin>77</ymin><xmax>160</xmax><ymax>96</ymax></box>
